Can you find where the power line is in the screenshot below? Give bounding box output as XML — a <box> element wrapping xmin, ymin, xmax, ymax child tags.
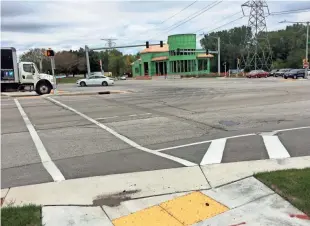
<box><xmin>132</xmin><ymin>1</ymin><xmax>198</xmax><ymax>43</ymax></box>
<box><xmin>166</xmin><ymin>1</ymin><xmax>223</xmax><ymax>33</ymax></box>
<box><xmin>163</xmin><ymin>1</ymin><xmax>222</xmax><ymax>33</ymax></box>
<box><xmin>194</xmin><ymin>11</ymin><xmax>242</xmax><ymax>34</ymax></box>
<box><xmin>158</xmin><ymin>0</ymin><xmax>198</xmax><ymax>25</ymax></box>
<box><xmin>270</xmin><ymin>8</ymin><xmax>310</xmax><ymax>16</ymax></box>
<box><xmin>200</xmin><ymin>15</ymin><xmax>245</xmax><ymax>36</ymax></box>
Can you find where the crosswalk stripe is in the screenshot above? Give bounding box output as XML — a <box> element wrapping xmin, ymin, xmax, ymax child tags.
<box><xmin>200</xmin><ymin>139</ymin><xmax>227</xmax><ymax>165</ymax></box>
<box><xmin>262</xmin><ymin>136</ymin><xmax>290</xmax><ymax>159</ymax></box>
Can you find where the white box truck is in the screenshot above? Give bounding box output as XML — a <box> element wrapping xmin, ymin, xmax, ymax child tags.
<box><xmin>1</xmin><ymin>47</ymin><xmax>55</xmax><ymax>95</ymax></box>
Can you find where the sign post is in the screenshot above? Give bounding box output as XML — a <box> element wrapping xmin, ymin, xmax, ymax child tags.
<box><xmin>223</xmin><ymin>62</ymin><xmax>227</xmax><ymax>77</ymax></box>
<box><xmin>45</xmin><ymin>48</ymin><xmax>57</xmax><ymax>94</ymax></box>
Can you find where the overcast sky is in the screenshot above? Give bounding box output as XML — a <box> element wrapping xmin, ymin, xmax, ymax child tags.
<box><xmin>1</xmin><ymin>0</ymin><xmax>310</xmax><ymax>55</ymax></box>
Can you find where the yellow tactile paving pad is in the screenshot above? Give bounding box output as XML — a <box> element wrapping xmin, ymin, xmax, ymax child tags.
<box><xmin>112</xmin><ymin>191</ymin><xmax>229</xmax><ymax>226</ymax></box>
<box><xmin>160</xmin><ymin>191</ymin><xmax>228</xmax><ymax>225</ymax></box>
<box><xmin>112</xmin><ymin>205</ymin><xmax>183</xmax><ymax>226</ymax></box>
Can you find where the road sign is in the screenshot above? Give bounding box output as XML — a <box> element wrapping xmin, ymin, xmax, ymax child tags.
<box><xmin>303</xmin><ymin>62</ymin><xmax>309</xmax><ymax>68</ymax></box>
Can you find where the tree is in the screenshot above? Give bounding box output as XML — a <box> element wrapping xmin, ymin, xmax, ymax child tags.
<box><xmin>20</xmin><ymin>48</ymin><xmax>46</xmax><ymax>71</ymax></box>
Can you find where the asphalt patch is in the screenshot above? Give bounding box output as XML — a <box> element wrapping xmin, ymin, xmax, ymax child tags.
<box><xmin>93</xmin><ymin>189</ymin><xmax>140</xmax><ymax>207</ymax></box>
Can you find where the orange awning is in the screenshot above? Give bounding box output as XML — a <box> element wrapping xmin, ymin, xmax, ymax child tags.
<box><xmin>197</xmin><ymin>54</ymin><xmax>214</xmax><ymax>58</ymax></box>
<box><xmin>151</xmin><ymin>56</ymin><xmax>168</xmax><ymax>61</ymax></box>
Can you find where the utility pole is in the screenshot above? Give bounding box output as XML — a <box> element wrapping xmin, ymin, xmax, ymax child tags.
<box><xmin>218</xmin><ymin>37</ymin><xmax>221</xmax><ymax>76</ymax></box>
<box><xmin>85</xmin><ymin>45</ymin><xmax>91</xmax><ymax>78</ymax></box>
<box><xmin>241</xmin><ymin>0</ymin><xmax>272</xmax><ymax>71</ymax></box>
<box><xmin>279</xmin><ymin>20</ymin><xmax>309</xmax><ymax>78</ymax></box>
<box><xmin>201</xmin><ymin>34</ymin><xmax>221</xmax><ymax>75</ymax></box>
<box><xmin>101</xmin><ymin>38</ymin><xmax>117</xmax><ymax>49</ymax></box>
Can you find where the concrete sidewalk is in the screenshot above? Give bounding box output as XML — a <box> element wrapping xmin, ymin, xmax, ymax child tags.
<box><xmin>2</xmin><ymin>157</ymin><xmax>310</xmax><ymax>225</ymax></box>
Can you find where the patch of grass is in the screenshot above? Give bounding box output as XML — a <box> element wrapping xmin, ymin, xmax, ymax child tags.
<box><xmin>255</xmin><ymin>168</ymin><xmax>310</xmax><ymax>215</ymax></box>
<box><xmin>1</xmin><ymin>204</ymin><xmax>42</xmax><ymax>226</ymax></box>
<box><xmin>56</xmin><ymin>77</ymin><xmax>81</xmax><ymax>83</ymax></box>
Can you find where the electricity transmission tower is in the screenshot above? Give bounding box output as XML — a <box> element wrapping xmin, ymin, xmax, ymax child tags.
<box><xmin>100</xmin><ymin>38</ymin><xmax>117</xmax><ymax>49</ymax></box>
<box><xmin>240</xmin><ymin>0</ymin><xmax>272</xmax><ymax>71</ymax></box>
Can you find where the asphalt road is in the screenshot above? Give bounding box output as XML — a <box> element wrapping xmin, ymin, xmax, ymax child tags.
<box><xmin>2</xmin><ymin>77</ymin><xmax>310</xmax><ymax>188</ymax></box>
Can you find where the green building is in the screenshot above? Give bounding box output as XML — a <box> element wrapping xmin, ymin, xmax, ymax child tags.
<box><xmin>131</xmin><ymin>34</ymin><xmax>214</xmax><ymax>77</ymax></box>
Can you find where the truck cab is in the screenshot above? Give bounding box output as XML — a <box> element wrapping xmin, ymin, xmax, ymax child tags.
<box><xmin>18</xmin><ymin>61</ymin><xmax>55</xmax><ymax>95</ymax></box>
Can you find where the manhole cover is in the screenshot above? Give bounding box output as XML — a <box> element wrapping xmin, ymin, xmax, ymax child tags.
<box><xmin>219</xmin><ymin>120</ymin><xmax>240</xmax><ymax>126</ymax></box>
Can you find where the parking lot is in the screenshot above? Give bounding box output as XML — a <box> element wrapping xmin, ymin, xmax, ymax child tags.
<box><xmin>2</xmin><ymin>77</ymin><xmax>310</xmax><ymax>188</ymax></box>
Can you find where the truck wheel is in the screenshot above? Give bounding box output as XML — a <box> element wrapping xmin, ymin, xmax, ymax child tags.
<box><xmin>36</xmin><ymin>82</ymin><xmax>51</xmax><ymax>95</ymax></box>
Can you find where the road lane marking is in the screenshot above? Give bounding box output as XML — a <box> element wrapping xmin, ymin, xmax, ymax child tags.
<box><xmin>96</xmin><ymin>113</ymin><xmax>152</xmax><ymax>121</ymax></box>
<box><xmin>96</xmin><ymin>116</ymin><xmax>119</xmax><ymax>120</ymax></box>
<box><xmin>14</xmin><ymin>99</ymin><xmax>65</xmax><ymax>182</ymax></box>
<box><xmin>200</xmin><ymin>139</ymin><xmax>227</xmax><ymax>165</ymax></box>
<box><xmin>262</xmin><ymin>135</ymin><xmax>290</xmax><ymax>159</ymax></box>
<box><xmin>272</xmin><ymin>126</ymin><xmax>310</xmax><ymax>134</ymax></box>
<box><xmin>46</xmin><ymin>97</ymin><xmax>196</xmax><ymax>167</ymax></box>
<box><xmin>156</xmin><ymin>134</ymin><xmax>255</xmax><ymax>152</ymax></box>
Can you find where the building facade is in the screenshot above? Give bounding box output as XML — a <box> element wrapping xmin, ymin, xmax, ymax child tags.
<box><xmin>131</xmin><ymin>34</ymin><xmax>214</xmax><ymax>77</ymax></box>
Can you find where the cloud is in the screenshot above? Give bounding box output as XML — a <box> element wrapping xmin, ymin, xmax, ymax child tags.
<box><xmin>1</xmin><ymin>0</ymin><xmax>309</xmax><ymax>55</ymax></box>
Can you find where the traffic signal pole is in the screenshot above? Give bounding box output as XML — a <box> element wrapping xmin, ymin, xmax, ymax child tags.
<box><xmin>85</xmin><ymin>42</ymin><xmax>163</xmax><ymax>78</ymax></box>
<box><xmin>306</xmin><ymin>22</ymin><xmax>309</xmax><ymax>78</ymax></box>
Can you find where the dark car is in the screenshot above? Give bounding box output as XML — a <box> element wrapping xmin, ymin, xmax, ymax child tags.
<box><xmin>269</xmin><ymin>69</ymin><xmax>279</xmax><ymax>76</ymax></box>
<box><xmin>283</xmin><ymin>69</ymin><xmax>306</xmax><ymax>79</ymax></box>
<box><xmin>274</xmin><ymin>68</ymin><xmax>292</xmax><ymax>77</ymax></box>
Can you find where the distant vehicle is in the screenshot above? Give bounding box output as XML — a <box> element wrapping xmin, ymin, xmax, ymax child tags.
<box><xmin>120</xmin><ymin>75</ymin><xmax>127</xmax><ymax>80</ymax></box>
<box><xmin>91</xmin><ymin>71</ymin><xmax>103</xmax><ymax>76</ymax></box>
<box><xmin>1</xmin><ymin>47</ymin><xmax>55</xmax><ymax>94</ymax></box>
<box><xmin>246</xmin><ymin>70</ymin><xmax>269</xmax><ymax>78</ymax></box>
<box><xmin>269</xmin><ymin>69</ymin><xmax>279</xmax><ymax>76</ymax></box>
<box><xmin>274</xmin><ymin>68</ymin><xmax>292</xmax><ymax>77</ymax></box>
<box><xmin>283</xmin><ymin>69</ymin><xmax>306</xmax><ymax>79</ymax></box>
<box><xmin>76</xmin><ymin>75</ymin><xmax>114</xmax><ymax>86</ymax></box>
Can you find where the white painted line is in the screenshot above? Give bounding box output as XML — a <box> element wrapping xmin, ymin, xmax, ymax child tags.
<box><xmin>96</xmin><ymin>116</ymin><xmax>119</xmax><ymax>120</ymax></box>
<box><xmin>96</xmin><ymin>113</ymin><xmax>152</xmax><ymax>121</ymax></box>
<box><xmin>46</xmin><ymin>97</ymin><xmax>196</xmax><ymax>167</ymax></box>
<box><xmin>200</xmin><ymin>138</ymin><xmax>227</xmax><ymax>165</ymax></box>
<box><xmin>14</xmin><ymin>99</ymin><xmax>65</xmax><ymax>182</ymax></box>
<box><xmin>272</xmin><ymin>126</ymin><xmax>310</xmax><ymax>134</ymax></box>
<box><xmin>156</xmin><ymin>133</ymin><xmax>255</xmax><ymax>152</ymax></box>
<box><xmin>262</xmin><ymin>135</ymin><xmax>290</xmax><ymax>159</ymax></box>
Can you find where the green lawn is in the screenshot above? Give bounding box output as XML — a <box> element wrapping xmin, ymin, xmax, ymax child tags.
<box><xmin>56</xmin><ymin>77</ymin><xmax>80</xmax><ymax>84</ymax></box>
<box><xmin>1</xmin><ymin>205</ymin><xmax>41</xmax><ymax>226</ymax></box>
<box><xmin>255</xmin><ymin>168</ymin><xmax>310</xmax><ymax>215</ymax></box>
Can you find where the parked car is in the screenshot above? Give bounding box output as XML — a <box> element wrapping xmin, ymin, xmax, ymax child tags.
<box><xmin>76</xmin><ymin>75</ymin><xmax>114</xmax><ymax>86</ymax></box>
<box><xmin>269</xmin><ymin>69</ymin><xmax>279</xmax><ymax>76</ymax></box>
<box><xmin>274</xmin><ymin>68</ymin><xmax>292</xmax><ymax>77</ymax></box>
<box><xmin>246</xmin><ymin>70</ymin><xmax>269</xmax><ymax>78</ymax></box>
<box><xmin>283</xmin><ymin>69</ymin><xmax>306</xmax><ymax>79</ymax></box>
<box><xmin>120</xmin><ymin>75</ymin><xmax>127</xmax><ymax>80</ymax></box>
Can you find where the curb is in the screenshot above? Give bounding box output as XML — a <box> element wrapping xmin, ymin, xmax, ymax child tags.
<box><xmin>1</xmin><ymin>90</ymin><xmax>130</xmax><ymax>98</ymax></box>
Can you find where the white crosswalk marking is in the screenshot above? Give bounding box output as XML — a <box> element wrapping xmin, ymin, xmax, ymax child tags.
<box><xmin>262</xmin><ymin>136</ymin><xmax>290</xmax><ymax>159</ymax></box>
<box><xmin>200</xmin><ymin>138</ymin><xmax>227</xmax><ymax>165</ymax></box>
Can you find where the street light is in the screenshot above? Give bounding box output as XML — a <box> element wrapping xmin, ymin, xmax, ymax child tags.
<box><xmin>202</xmin><ymin>34</ymin><xmax>221</xmax><ymax>76</ymax></box>
<box><xmin>279</xmin><ymin>20</ymin><xmax>309</xmax><ymax>78</ymax></box>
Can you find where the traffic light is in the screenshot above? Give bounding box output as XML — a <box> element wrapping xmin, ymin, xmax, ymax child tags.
<box><xmin>206</xmin><ymin>49</ymin><xmax>209</xmax><ymax>55</ymax></box>
<box><xmin>177</xmin><ymin>48</ymin><xmax>180</xmax><ymax>55</ymax></box>
<box><xmin>160</xmin><ymin>41</ymin><xmax>163</xmax><ymax>47</ymax></box>
<box><xmin>146</xmin><ymin>41</ymin><xmax>149</xmax><ymax>48</ymax></box>
<box><xmin>45</xmin><ymin>49</ymin><xmax>55</xmax><ymax>57</ymax></box>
